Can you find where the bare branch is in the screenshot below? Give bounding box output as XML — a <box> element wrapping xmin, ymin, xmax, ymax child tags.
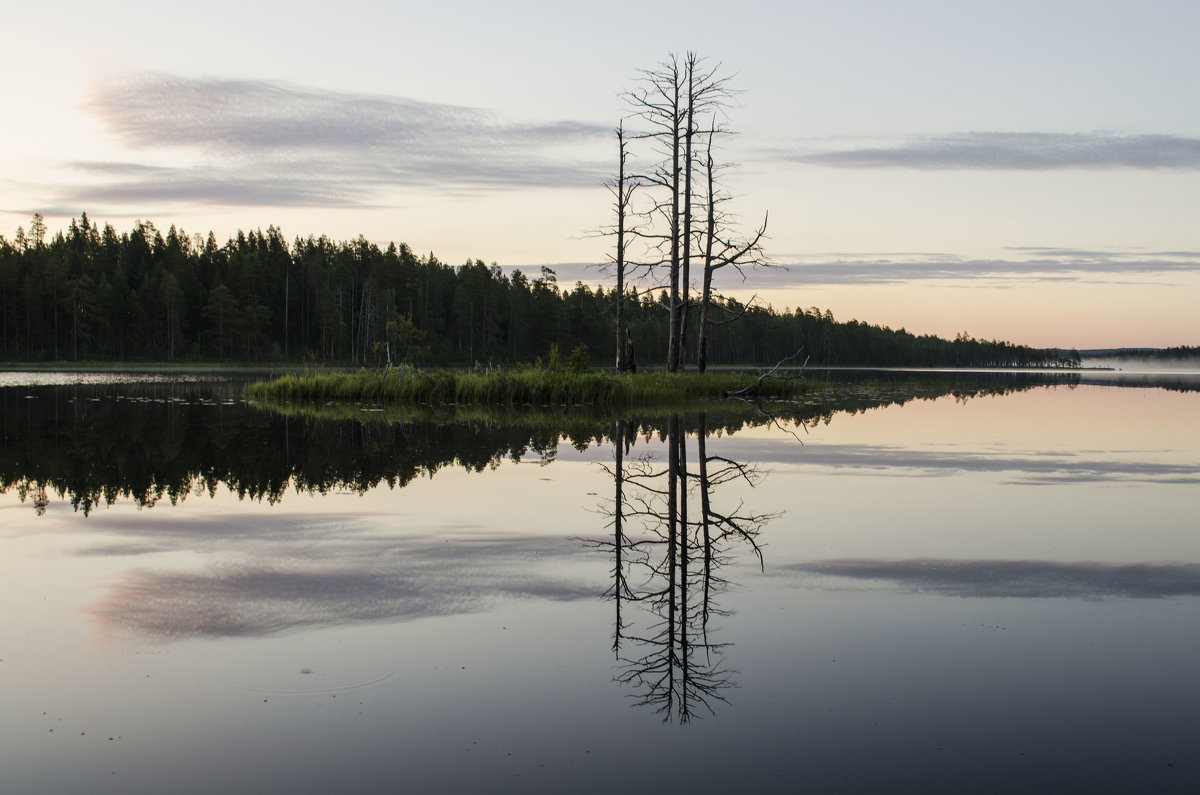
<box><xmin>723</xmin><ymin>348</ymin><xmax>809</xmax><ymax>398</ymax></box>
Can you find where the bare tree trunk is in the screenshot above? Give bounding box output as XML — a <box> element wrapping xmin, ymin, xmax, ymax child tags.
<box><xmin>615</xmin><ymin>124</ymin><xmax>630</xmax><ymax>372</ymax></box>
<box><xmin>72</xmin><ymin>290</ymin><xmax>79</xmax><ymax>362</ymax></box>
<box><xmin>679</xmin><ymin>53</ymin><xmax>697</xmax><ymax>371</ymax></box>
<box><xmin>698</xmin><ymin>140</ymin><xmax>718</xmax><ymax>374</ymax></box>
<box><xmin>666</xmin><ymin>63</ymin><xmax>683</xmax><ymax>373</ymax></box>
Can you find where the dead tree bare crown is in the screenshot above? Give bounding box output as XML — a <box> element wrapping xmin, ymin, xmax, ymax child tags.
<box><xmin>606</xmin><ymin>52</ymin><xmax>772</xmax><ymax>374</ymax></box>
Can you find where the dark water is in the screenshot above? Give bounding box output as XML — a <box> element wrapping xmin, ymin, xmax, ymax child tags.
<box><xmin>2</xmin><ymin>370</ymin><xmax>1198</xmax><ymax>793</ymax></box>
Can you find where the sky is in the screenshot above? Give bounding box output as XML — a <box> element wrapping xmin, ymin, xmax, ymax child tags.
<box><xmin>2</xmin><ymin>0</ymin><xmax>1198</xmax><ymax>350</ymax></box>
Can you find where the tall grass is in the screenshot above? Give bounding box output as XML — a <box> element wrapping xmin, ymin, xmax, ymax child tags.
<box><xmin>244</xmin><ymin>367</ymin><xmax>810</xmax><ymax>408</ymax></box>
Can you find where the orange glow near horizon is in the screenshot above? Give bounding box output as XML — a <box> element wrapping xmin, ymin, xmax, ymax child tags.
<box><xmin>745</xmin><ymin>276</ymin><xmax>1200</xmax><ymax>350</ymax></box>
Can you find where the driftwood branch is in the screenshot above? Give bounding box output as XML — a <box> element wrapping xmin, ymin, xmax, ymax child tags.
<box><xmin>723</xmin><ymin>348</ymin><xmax>808</xmax><ymax>398</ymax></box>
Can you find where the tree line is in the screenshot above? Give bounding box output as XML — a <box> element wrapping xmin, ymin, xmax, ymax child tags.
<box><xmin>0</xmin><ymin>213</ymin><xmax>1057</xmax><ymax>368</ymax></box>
<box><xmin>1105</xmin><ymin>346</ymin><xmax>1199</xmax><ymax>361</ymax></box>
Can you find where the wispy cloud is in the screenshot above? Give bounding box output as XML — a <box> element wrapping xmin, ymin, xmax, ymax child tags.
<box><xmin>67</xmin><ymin>74</ymin><xmax>609</xmax><ymax>208</ymax></box>
<box><xmin>536</xmin><ymin>250</ymin><xmax>1200</xmax><ymax>288</ymax></box>
<box><xmin>784</xmin><ymin>132</ymin><xmax>1200</xmax><ymax>171</ymax></box>
<box><xmin>738</xmin><ymin>250</ymin><xmax>1200</xmax><ymax>287</ymax></box>
<box><xmin>70</xmin><ymin>162</ymin><xmax>361</xmax><ymax>207</ymax></box>
<box><xmin>537</xmin><ymin>246</ymin><xmax>1200</xmax><ymax>289</ymax></box>
<box><xmin>784</xmin><ymin>558</ymin><xmax>1200</xmax><ymax>600</ymax></box>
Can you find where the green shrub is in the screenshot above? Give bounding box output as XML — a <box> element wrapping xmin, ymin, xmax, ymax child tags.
<box><xmin>245</xmin><ymin>367</ymin><xmax>811</xmax><ymax>409</ymax></box>
<box><xmin>545</xmin><ymin>344</ymin><xmax>563</xmax><ymax>372</ymax></box>
<box><xmin>567</xmin><ymin>344</ymin><xmax>590</xmax><ymax>374</ymax></box>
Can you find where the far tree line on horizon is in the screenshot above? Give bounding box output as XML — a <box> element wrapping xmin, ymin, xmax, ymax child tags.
<box><xmin>0</xmin><ymin>212</ymin><xmax>1069</xmax><ymax>369</ymax></box>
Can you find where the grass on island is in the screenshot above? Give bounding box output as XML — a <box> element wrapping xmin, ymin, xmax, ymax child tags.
<box><xmin>244</xmin><ymin>366</ymin><xmax>810</xmax><ymax>408</ymax></box>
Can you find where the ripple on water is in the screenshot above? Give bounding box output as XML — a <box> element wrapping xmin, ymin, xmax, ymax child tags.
<box><xmin>215</xmin><ymin>647</ymin><xmax>398</xmax><ymax>696</ymax></box>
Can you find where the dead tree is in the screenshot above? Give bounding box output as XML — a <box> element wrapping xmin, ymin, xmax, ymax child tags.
<box><xmin>696</xmin><ymin>123</ymin><xmax>769</xmax><ymax>373</ymax></box>
<box><xmin>609</xmin><ymin>123</ymin><xmax>638</xmax><ymax>372</ymax></box>
<box><xmin>624</xmin><ymin>53</ymin><xmax>732</xmax><ymax>372</ymax></box>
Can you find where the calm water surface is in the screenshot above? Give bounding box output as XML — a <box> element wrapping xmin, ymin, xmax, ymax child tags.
<box><xmin>2</xmin><ymin>370</ymin><xmax>1198</xmax><ymax>793</ymax></box>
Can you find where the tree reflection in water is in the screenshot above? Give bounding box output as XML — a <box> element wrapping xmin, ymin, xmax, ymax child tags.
<box><xmin>1</xmin><ymin>372</ymin><xmax>1101</xmax><ymax>712</ymax></box>
<box><xmin>0</xmin><ymin>370</ymin><xmax>1083</xmax><ymax>515</ymax></box>
<box><xmin>587</xmin><ymin>413</ymin><xmax>777</xmax><ymax>723</ymax></box>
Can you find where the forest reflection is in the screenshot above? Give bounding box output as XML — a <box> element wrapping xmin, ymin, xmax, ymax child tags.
<box><xmin>0</xmin><ymin>371</ymin><xmax>1086</xmax><ymax>514</ymax></box>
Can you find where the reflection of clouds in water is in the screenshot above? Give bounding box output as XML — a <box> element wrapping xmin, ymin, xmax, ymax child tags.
<box><xmin>786</xmin><ymin>559</ymin><xmax>1200</xmax><ymax>600</ymax></box>
<box><xmin>79</xmin><ymin>513</ymin><xmax>367</xmax><ymax>545</ymax></box>
<box><xmin>814</xmin><ymin>445</ymin><xmax>1200</xmax><ymax>486</ymax></box>
<box><xmin>74</xmin><ymin>542</ymin><xmax>172</xmax><ymax>557</ymax></box>
<box><xmin>685</xmin><ymin>440</ymin><xmax>1199</xmax><ymax>485</ymax></box>
<box><xmin>85</xmin><ymin>515</ymin><xmax>596</xmax><ymax>639</ymax></box>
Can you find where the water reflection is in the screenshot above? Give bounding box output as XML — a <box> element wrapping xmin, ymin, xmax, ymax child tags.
<box><xmin>8</xmin><ymin>372</ymin><xmax>1166</xmax><ymax>684</ymax></box>
<box><xmin>9</xmin><ymin>375</ymin><xmax>1192</xmax><ymax>656</ymax></box>
<box><xmin>0</xmin><ymin>381</ymin><xmax>581</xmax><ymax>514</ymax></box>
<box><xmin>788</xmin><ymin>559</ymin><xmax>1200</xmax><ymax>599</ymax></box>
<box><xmin>0</xmin><ymin>371</ymin><xmax>1087</xmax><ymax>514</ymax></box>
<box><xmin>776</xmin><ymin>444</ymin><xmax>1200</xmax><ymax>485</ymax></box>
<box><xmin>5</xmin><ymin>371</ymin><xmax>1200</xmax><ymax>793</ymax></box>
<box><xmin>89</xmin><ymin>524</ymin><xmax>595</xmax><ymax>639</ymax></box>
<box><xmin>585</xmin><ymin>414</ymin><xmax>777</xmax><ymax>722</ymax></box>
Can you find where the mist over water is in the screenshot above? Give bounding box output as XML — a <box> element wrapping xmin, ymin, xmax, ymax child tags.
<box><xmin>1082</xmin><ymin>356</ymin><xmax>1200</xmax><ymax>373</ymax></box>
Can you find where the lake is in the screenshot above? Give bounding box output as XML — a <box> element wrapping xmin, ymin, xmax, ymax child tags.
<box><xmin>2</xmin><ymin>368</ymin><xmax>1199</xmax><ymax>793</ymax></box>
